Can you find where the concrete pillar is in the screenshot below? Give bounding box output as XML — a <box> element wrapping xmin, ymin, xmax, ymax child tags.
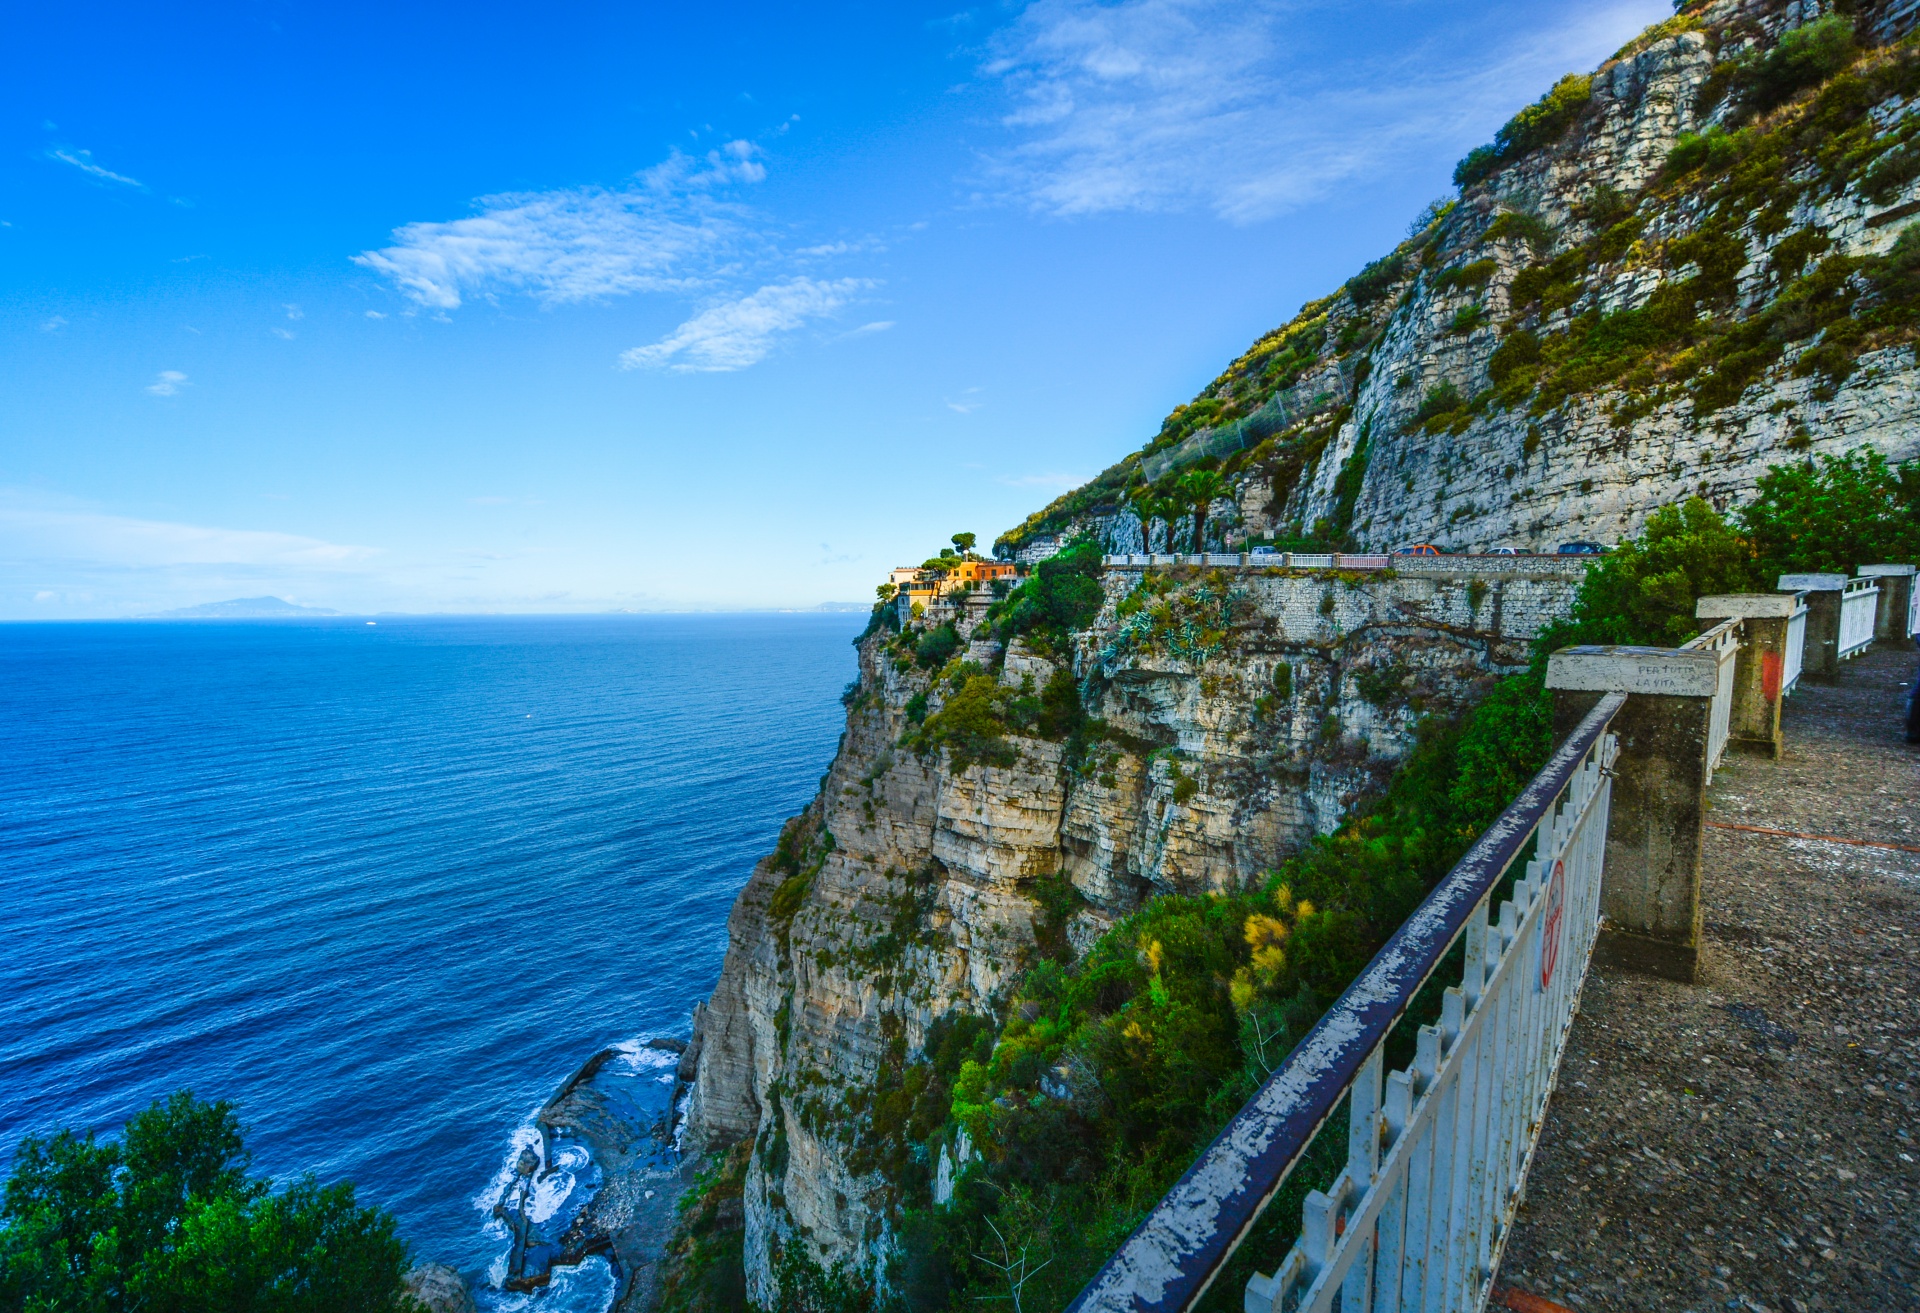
<box><xmin>1778</xmin><ymin>573</ymin><xmax>1848</xmax><ymax>678</ymax></box>
<box><xmin>1695</xmin><ymin>595</ymin><xmax>1796</xmax><ymax>758</ymax></box>
<box><xmin>1856</xmin><ymin>564</ymin><xmax>1917</xmax><ymax>643</ymax></box>
<box><xmin>1546</xmin><ymin>645</ymin><xmax>1718</xmax><ymax>984</ymax></box>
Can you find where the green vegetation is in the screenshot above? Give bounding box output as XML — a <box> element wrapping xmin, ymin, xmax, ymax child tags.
<box><xmin>656</xmin><ymin>1144</ymin><xmax>752</xmax><ymax>1313</ymax></box>
<box><xmin>0</xmin><ymin>1091</ymin><xmax>411</xmax><ymax>1313</ymax></box>
<box><xmin>1538</xmin><ymin>498</ymin><xmax>1757</xmax><ymax>649</ymax></box>
<box><xmin>984</xmin><ymin>540</ymin><xmax>1105</xmax><ymax>655</ymax></box>
<box><xmin>871</xmin><ymin>494</ymin><xmax>1799</xmax><ymax>1311</ymax></box>
<box><xmin>1454</xmin><ymin>73</ymin><xmax>1594</xmax><ymax>187</ymax></box>
<box><xmin>1737</xmin><ymin>446</ymin><xmax>1920</xmax><ymax>578</ymax></box>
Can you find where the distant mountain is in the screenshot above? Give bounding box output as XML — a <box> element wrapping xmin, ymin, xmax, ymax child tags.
<box><xmin>150</xmin><ymin>597</ymin><xmax>340</xmax><ymax>618</ymax></box>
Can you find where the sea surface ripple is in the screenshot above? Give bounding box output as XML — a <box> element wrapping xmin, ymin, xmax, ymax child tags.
<box><xmin>0</xmin><ymin>613</ymin><xmax>859</xmax><ymax>1300</ymax></box>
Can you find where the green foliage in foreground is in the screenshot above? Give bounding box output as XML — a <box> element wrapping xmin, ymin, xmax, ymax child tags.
<box><xmin>0</xmin><ymin>1091</ymin><xmax>411</xmax><ymax>1313</ymax></box>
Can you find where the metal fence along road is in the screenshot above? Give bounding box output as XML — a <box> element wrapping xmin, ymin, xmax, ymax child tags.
<box><xmin>1782</xmin><ymin>595</ymin><xmax>1809</xmax><ymax>697</ymax></box>
<box><xmin>1065</xmin><ymin>694</ymin><xmax>1626</xmax><ymax>1313</ymax></box>
<box><xmin>1838</xmin><ymin>578</ymin><xmax>1881</xmax><ymax>662</ymax></box>
<box><xmin>1682</xmin><ymin>617</ymin><xmax>1740</xmax><ymax>783</ymax></box>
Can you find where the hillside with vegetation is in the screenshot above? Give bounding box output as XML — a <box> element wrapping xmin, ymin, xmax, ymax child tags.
<box><xmin>997</xmin><ymin>0</ymin><xmax>1920</xmax><ymax>560</ymax></box>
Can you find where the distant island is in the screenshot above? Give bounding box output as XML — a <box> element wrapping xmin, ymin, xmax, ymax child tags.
<box><xmin>148</xmin><ymin>596</ymin><xmax>341</xmax><ymax>618</ymax></box>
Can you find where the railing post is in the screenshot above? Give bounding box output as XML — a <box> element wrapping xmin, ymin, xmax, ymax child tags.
<box><xmin>1857</xmin><ymin>564</ymin><xmax>1917</xmax><ymax>643</ymax></box>
<box><xmin>1545</xmin><ymin>646</ymin><xmax>1716</xmax><ymax>984</ymax></box>
<box><xmin>1778</xmin><ymin>573</ymin><xmax>1848</xmax><ymax>679</ymax></box>
<box><xmin>1695</xmin><ymin>596</ymin><xmax>1795</xmax><ymax>758</ymax></box>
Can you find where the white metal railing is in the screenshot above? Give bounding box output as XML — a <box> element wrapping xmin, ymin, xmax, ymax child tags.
<box><xmin>1066</xmin><ymin>695</ymin><xmax>1625</xmax><ymax>1313</ymax></box>
<box><xmin>1782</xmin><ymin>596</ymin><xmax>1808</xmax><ymax>696</ymax></box>
<box><xmin>1245</xmin><ymin>724</ymin><xmax>1616</xmax><ymax>1313</ymax></box>
<box><xmin>1681</xmin><ymin>617</ymin><xmax>1740</xmax><ymax>783</ymax></box>
<box><xmin>1839</xmin><ymin>578</ymin><xmax>1880</xmax><ymax>661</ymax></box>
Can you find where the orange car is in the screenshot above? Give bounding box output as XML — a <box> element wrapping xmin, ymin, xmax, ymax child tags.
<box><xmin>1395</xmin><ymin>543</ymin><xmax>1441</xmax><ymax>556</ymax></box>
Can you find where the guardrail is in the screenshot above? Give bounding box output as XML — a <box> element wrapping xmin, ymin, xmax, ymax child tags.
<box><xmin>1680</xmin><ymin>617</ymin><xmax>1740</xmax><ymax>783</ymax></box>
<box><xmin>1104</xmin><ymin>553</ymin><xmax>1420</xmax><ymax>571</ymax></box>
<box><xmin>1782</xmin><ymin>595</ymin><xmax>1808</xmax><ymax>697</ymax></box>
<box><xmin>1066</xmin><ymin>694</ymin><xmax>1625</xmax><ymax>1313</ymax></box>
<box><xmin>1838</xmin><ymin>578</ymin><xmax>1881</xmax><ymax>662</ymax></box>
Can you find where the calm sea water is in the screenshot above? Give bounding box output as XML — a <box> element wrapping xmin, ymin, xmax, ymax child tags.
<box><xmin>0</xmin><ymin>614</ymin><xmax>859</xmax><ymax>1303</ymax></box>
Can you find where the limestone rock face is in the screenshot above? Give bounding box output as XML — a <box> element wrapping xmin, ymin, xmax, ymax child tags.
<box><xmin>684</xmin><ymin>560</ymin><xmax>1583</xmax><ymax>1299</ymax></box>
<box><xmin>402</xmin><ymin>1264</ymin><xmax>476</xmax><ymax>1313</ymax></box>
<box><xmin>1021</xmin><ymin>0</ymin><xmax>1920</xmax><ymax>563</ymax></box>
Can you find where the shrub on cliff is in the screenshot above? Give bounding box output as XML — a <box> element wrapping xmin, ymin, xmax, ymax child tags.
<box><xmin>1538</xmin><ymin>497</ymin><xmax>1757</xmax><ymax>650</ymax></box>
<box><xmin>1737</xmin><ymin>446</ymin><xmax>1920</xmax><ymax>579</ymax></box>
<box><xmin>1454</xmin><ymin>73</ymin><xmax>1593</xmax><ymax>187</ymax></box>
<box><xmin>986</xmin><ymin>540</ymin><xmax>1105</xmax><ymax>653</ymax></box>
<box><xmin>0</xmin><ymin>1091</ymin><xmax>411</xmax><ymax>1313</ymax></box>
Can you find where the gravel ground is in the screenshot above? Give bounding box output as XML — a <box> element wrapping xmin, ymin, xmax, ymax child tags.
<box><xmin>1494</xmin><ymin>642</ymin><xmax>1920</xmax><ymax>1313</ymax></box>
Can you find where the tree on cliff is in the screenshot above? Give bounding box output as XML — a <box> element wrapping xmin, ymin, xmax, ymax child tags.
<box><xmin>1176</xmin><ymin>468</ymin><xmax>1226</xmax><ymax>551</ymax></box>
<box><xmin>0</xmin><ymin>1091</ymin><xmax>414</xmax><ymax>1313</ymax></box>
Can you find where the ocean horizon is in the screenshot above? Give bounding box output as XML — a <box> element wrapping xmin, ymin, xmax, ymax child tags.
<box><xmin>0</xmin><ymin>612</ymin><xmax>861</xmax><ymax>1308</ymax></box>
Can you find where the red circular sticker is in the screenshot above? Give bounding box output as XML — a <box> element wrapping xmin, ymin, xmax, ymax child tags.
<box><xmin>1539</xmin><ymin>858</ymin><xmax>1565</xmax><ymax>989</ymax></box>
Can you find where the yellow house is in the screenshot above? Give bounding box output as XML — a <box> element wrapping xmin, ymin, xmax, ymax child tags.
<box><xmin>888</xmin><ymin>559</ymin><xmax>1022</xmax><ymax>616</ymax></box>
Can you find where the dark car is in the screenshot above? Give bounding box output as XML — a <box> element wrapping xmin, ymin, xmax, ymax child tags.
<box><xmin>1557</xmin><ymin>541</ymin><xmax>1610</xmax><ymax>555</ymax></box>
<box><xmin>1396</xmin><ymin>543</ymin><xmax>1441</xmax><ymax>556</ymax></box>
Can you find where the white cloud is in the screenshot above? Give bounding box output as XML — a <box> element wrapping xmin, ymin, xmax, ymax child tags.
<box><xmin>365</xmin><ymin>309</ymin><xmax>387</xmax><ymax>319</ymax></box>
<box><xmin>849</xmin><ymin>320</ymin><xmax>895</xmax><ymax>335</ymax></box>
<box><xmin>271</xmin><ymin>327</ymin><xmax>296</xmax><ymax>339</ymax></box>
<box><xmin>40</xmin><ymin>316</ymin><xmax>66</xmax><ymax>332</ymax></box>
<box><xmin>284</xmin><ymin>303</ymin><xmax>304</xmax><ymax>320</ymax></box>
<box><xmin>146</xmin><ymin>370</ymin><xmax>188</xmax><ymax>396</ymax></box>
<box><xmin>619</xmin><ymin>277</ymin><xmax>872</xmax><ymax>372</ymax></box>
<box><xmin>48</xmin><ymin>146</ymin><xmax>143</xmax><ymax>188</ymax></box>
<box><xmin>980</xmin><ymin>0</ymin><xmax>1668</xmax><ymax>222</ymax></box>
<box><xmin>0</xmin><ymin>498</ymin><xmax>376</xmax><ymax>572</ymax></box>
<box><xmin>354</xmin><ymin>142</ymin><xmax>768</xmax><ymax>310</ymax></box>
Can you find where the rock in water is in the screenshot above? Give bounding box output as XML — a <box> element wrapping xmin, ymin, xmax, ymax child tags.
<box><xmin>403</xmin><ymin>1263</ymin><xmax>476</xmax><ymax>1313</ymax></box>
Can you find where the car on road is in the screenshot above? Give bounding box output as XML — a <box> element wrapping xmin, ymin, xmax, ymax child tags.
<box><xmin>1396</xmin><ymin>543</ymin><xmax>1441</xmax><ymax>556</ymax></box>
<box><xmin>1488</xmin><ymin>546</ymin><xmax>1525</xmax><ymax>556</ymax></box>
<box><xmin>1557</xmin><ymin>541</ymin><xmax>1610</xmax><ymax>555</ymax></box>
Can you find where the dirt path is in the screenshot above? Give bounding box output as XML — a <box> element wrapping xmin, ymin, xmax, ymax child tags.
<box><xmin>1494</xmin><ymin>642</ymin><xmax>1920</xmax><ymax>1313</ymax></box>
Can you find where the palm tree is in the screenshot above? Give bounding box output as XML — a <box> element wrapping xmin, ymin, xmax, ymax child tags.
<box><xmin>1177</xmin><ymin>469</ymin><xmax>1228</xmax><ymax>551</ymax></box>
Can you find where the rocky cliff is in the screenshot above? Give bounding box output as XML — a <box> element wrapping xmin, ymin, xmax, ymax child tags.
<box><xmin>676</xmin><ymin>0</ymin><xmax>1920</xmax><ymax>1303</ymax></box>
<box><xmin>1001</xmin><ymin>0</ymin><xmax>1920</xmax><ymax>561</ymax></box>
<box><xmin>679</xmin><ymin>557</ymin><xmax>1581</xmax><ymax>1301</ymax></box>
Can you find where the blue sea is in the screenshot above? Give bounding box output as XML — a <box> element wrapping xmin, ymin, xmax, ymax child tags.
<box><xmin>0</xmin><ymin>613</ymin><xmax>860</xmax><ymax>1306</ymax></box>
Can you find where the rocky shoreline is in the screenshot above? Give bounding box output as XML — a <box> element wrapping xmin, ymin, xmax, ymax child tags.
<box><xmin>462</xmin><ymin>1031</ymin><xmax>703</xmax><ymax>1311</ymax></box>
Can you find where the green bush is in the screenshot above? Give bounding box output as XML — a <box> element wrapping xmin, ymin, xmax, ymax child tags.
<box><xmin>1539</xmin><ymin>498</ymin><xmax>1756</xmax><ymax>650</ymax></box>
<box><xmin>987</xmin><ymin>540</ymin><xmax>1106</xmax><ymax>651</ymax></box>
<box><xmin>0</xmin><ymin>1092</ymin><xmax>410</xmax><ymax>1313</ymax></box>
<box><xmin>1665</xmin><ymin>126</ymin><xmax>1741</xmax><ymax>175</ymax></box>
<box><xmin>1738</xmin><ymin>446</ymin><xmax>1920</xmax><ymax>578</ymax></box>
<box><xmin>1484</xmin><ymin>211</ymin><xmax>1555</xmax><ymax>250</ymax></box>
<box><xmin>1346</xmin><ymin>253</ymin><xmax>1407</xmax><ymax>307</ymax></box>
<box><xmin>1738</xmin><ymin>14</ymin><xmax>1855</xmax><ymax>114</ymax></box>
<box><xmin>913</xmin><ymin>623</ymin><xmax>960</xmax><ymax>670</ymax></box>
<box><xmin>1454</xmin><ymin>74</ymin><xmax>1594</xmax><ymax>187</ymax></box>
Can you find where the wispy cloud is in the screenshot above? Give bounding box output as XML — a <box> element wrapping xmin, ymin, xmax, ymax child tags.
<box><xmin>619</xmin><ymin>277</ymin><xmax>873</xmax><ymax>372</ymax></box>
<box><xmin>354</xmin><ymin>142</ymin><xmax>769</xmax><ymax>310</ymax></box>
<box><xmin>146</xmin><ymin>370</ymin><xmax>188</xmax><ymax>396</ymax></box>
<box><xmin>0</xmin><ymin>498</ymin><xmax>376</xmax><ymax>572</ymax></box>
<box><xmin>39</xmin><ymin>316</ymin><xmax>66</xmax><ymax>333</ymax></box>
<box><xmin>47</xmin><ymin>146</ymin><xmax>143</xmax><ymax>189</ymax></box>
<box><xmin>980</xmin><ymin>0</ymin><xmax>1667</xmax><ymax>222</ymax></box>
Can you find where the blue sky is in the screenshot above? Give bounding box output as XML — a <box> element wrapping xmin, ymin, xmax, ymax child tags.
<box><xmin>1</xmin><ymin>0</ymin><xmax>1667</xmax><ymax>616</ymax></box>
